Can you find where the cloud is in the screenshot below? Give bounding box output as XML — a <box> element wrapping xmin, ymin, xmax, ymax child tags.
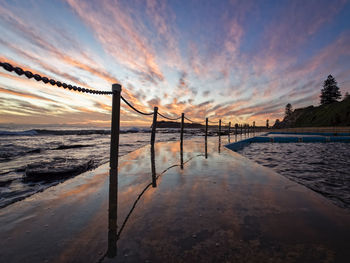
<box><xmin>65</xmin><ymin>0</ymin><xmax>164</xmax><ymax>84</ymax></box>
<box><xmin>202</xmin><ymin>90</ymin><xmax>210</xmax><ymax>97</ymax></box>
<box><xmin>0</xmin><ymin>85</ymin><xmax>55</xmax><ymax>102</ymax></box>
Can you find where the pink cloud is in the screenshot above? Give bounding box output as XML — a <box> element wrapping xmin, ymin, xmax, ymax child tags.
<box><xmin>66</xmin><ymin>0</ymin><xmax>164</xmax><ymax>84</ymax></box>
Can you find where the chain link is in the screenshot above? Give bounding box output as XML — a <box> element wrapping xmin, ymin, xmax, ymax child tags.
<box><xmin>0</xmin><ymin>61</ymin><xmax>113</xmax><ymax>95</ymax></box>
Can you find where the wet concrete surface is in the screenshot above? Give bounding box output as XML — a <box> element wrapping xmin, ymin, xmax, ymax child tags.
<box><xmin>0</xmin><ymin>134</ymin><xmax>350</xmax><ymax>262</ymax></box>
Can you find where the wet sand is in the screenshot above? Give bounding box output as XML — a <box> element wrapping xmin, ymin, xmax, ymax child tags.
<box><xmin>0</xmin><ymin>135</ymin><xmax>350</xmax><ymax>262</ymax></box>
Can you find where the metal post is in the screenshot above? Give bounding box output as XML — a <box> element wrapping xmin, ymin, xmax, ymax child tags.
<box><xmin>240</xmin><ymin>124</ymin><xmax>243</xmax><ymax>135</ymax></box>
<box><xmin>235</xmin><ymin>123</ymin><xmax>238</xmax><ymax>135</ymax></box>
<box><xmin>228</xmin><ymin>122</ymin><xmax>231</xmax><ymax>134</ymax></box>
<box><xmin>180</xmin><ymin>113</ymin><xmax>184</xmax><ymax>143</ymax></box>
<box><xmin>110</xmin><ymin>84</ymin><xmax>121</xmax><ymax>170</ymax></box>
<box><xmin>205</xmin><ymin>118</ymin><xmax>208</xmax><ymax>159</ymax></box>
<box><xmin>108</xmin><ymin>83</ymin><xmax>121</xmax><ymax>258</ymax></box>
<box><xmin>151</xmin><ymin>106</ymin><xmax>158</xmax><ymax>145</ymax></box>
<box><xmin>180</xmin><ymin>113</ymin><xmax>184</xmax><ymax>169</ymax></box>
<box><xmin>219</xmin><ymin>119</ymin><xmax>221</xmax><ymax>135</ymax></box>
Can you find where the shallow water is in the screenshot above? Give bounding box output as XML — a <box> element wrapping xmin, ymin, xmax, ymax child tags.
<box><xmin>238</xmin><ymin>142</ymin><xmax>350</xmax><ymax>209</ymax></box>
<box><xmin>0</xmin><ymin>126</ymin><xmax>204</xmax><ymax>208</ymax></box>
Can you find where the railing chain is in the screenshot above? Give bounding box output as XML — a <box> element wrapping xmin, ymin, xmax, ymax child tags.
<box><xmin>157</xmin><ymin>111</ymin><xmax>182</xmax><ymax>121</ymax></box>
<box><xmin>184</xmin><ymin>116</ymin><xmax>204</xmax><ymax>125</ymax></box>
<box><xmin>120</xmin><ymin>95</ymin><xmax>154</xmax><ymax>116</ymax></box>
<box><xmin>0</xmin><ymin>61</ymin><xmax>113</xmax><ymax>95</ymax></box>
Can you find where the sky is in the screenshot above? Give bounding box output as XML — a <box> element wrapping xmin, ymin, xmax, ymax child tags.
<box><xmin>0</xmin><ymin>0</ymin><xmax>350</xmax><ymax>127</ymax></box>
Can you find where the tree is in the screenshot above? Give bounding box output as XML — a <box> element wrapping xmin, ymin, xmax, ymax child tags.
<box><xmin>285</xmin><ymin>103</ymin><xmax>293</xmax><ymax>118</ymax></box>
<box><xmin>320</xmin><ymin>75</ymin><xmax>341</xmax><ymax>105</ymax></box>
<box><xmin>345</xmin><ymin>92</ymin><xmax>350</xmax><ymax>100</ymax></box>
<box><xmin>266</xmin><ymin>119</ymin><xmax>269</xmax><ymax>129</ymax></box>
<box><xmin>274</xmin><ymin>119</ymin><xmax>280</xmax><ymax>128</ymax></box>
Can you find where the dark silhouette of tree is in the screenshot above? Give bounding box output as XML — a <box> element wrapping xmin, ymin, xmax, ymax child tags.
<box><xmin>285</xmin><ymin>103</ymin><xmax>293</xmax><ymax>118</ymax></box>
<box><xmin>274</xmin><ymin>119</ymin><xmax>280</xmax><ymax>126</ymax></box>
<box><xmin>345</xmin><ymin>92</ymin><xmax>350</xmax><ymax>100</ymax></box>
<box><xmin>320</xmin><ymin>75</ymin><xmax>341</xmax><ymax>105</ymax></box>
<box><xmin>266</xmin><ymin>119</ymin><xmax>269</xmax><ymax>128</ymax></box>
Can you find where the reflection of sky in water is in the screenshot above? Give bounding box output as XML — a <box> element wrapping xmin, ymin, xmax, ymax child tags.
<box><xmin>0</xmin><ymin>128</ymin><xmax>203</xmax><ymax>208</ymax></box>
<box><xmin>238</xmin><ymin>142</ymin><xmax>350</xmax><ymax>209</ymax></box>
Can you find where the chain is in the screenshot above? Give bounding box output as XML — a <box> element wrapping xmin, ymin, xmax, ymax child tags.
<box><xmin>208</xmin><ymin>120</ymin><xmax>219</xmax><ymax>124</ymax></box>
<box><xmin>184</xmin><ymin>116</ymin><xmax>205</xmax><ymax>125</ymax></box>
<box><xmin>157</xmin><ymin>112</ymin><xmax>182</xmax><ymax>121</ymax></box>
<box><xmin>0</xmin><ymin>61</ymin><xmax>113</xmax><ymax>95</ymax></box>
<box><xmin>120</xmin><ymin>95</ymin><xmax>154</xmax><ymax>116</ymax></box>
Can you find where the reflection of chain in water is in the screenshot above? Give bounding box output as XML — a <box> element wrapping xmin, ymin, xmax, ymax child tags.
<box><xmin>114</xmin><ymin>150</ymin><xmax>206</xmax><ymax>249</ymax></box>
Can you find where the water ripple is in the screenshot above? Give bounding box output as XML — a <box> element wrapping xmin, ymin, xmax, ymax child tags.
<box><xmin>238</xmin><ymin>142</ymin><xmax>350</xmax><ymax>210</ymax></box>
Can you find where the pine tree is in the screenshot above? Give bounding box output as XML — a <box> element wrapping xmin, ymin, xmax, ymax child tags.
<box><xmin>274</xmin><ymin>119</ymin><xmax>280</xmax><ymax>127</ymax></box>
<box><xmin>285</xmin><ymin>103</ymin><xmax>293</xmax><ymax>118</ymax></box>
<box><xmin>320</xmin><ymin>75</ymin><xmax>341</xmax><ymax>105</ymax></box>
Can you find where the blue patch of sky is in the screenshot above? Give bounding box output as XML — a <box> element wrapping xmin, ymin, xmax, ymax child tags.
<box><xmin>53</xmin><ymin>1</ymin><xmax>108</xmax><ymax>59</ymax></box>
<box><xmin>238</xmin><ymin>1</ymin><xmax>287</xmax><ymax>56</ymax></box>
<box><xmin>170</xmin><ymin>1</ymin><xmax>232</xmax><ymax>54</ymax></box>
<box><xmin>291</xmin><ymin>2</ymin><xmax>350</xmax><ymax>70</ymax></box>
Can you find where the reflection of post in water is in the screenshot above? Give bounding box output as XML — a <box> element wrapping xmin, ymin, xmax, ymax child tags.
<box><xmin>180</xmin><ymin>141</ymin><xmax>184</xmax><ymax>169</ymax></box>
<box><xmin>151</xmin><ymin>143</ymin><xmax>157</xmax><ymax>188</ymax></box>
<box><xmin>218</xmin><ymin>134</ymin><xmax>221</xmax><ymax>154</ymax></box>
<box><xmin>205</xmin><ymin>137</ymin><xmax>208</xmax><ymax>159</ymax></box>
<box><xmin>228</xmin><ymin>121</ymin><xmax>231</xmax><ymax>143</ymax></box>
<box><xmin>107</xmin><ymin>167</ymin><xmax>118</xmax><ymax>258</ymax></box>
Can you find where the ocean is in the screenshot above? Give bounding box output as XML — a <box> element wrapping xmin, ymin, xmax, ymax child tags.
<box><xmin>0</xmin><ymin>125</ymin><xmax>203</xmax><ymax>208</ymax></box>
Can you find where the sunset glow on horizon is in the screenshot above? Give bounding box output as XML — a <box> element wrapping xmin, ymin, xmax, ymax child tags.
<box><xmin>1</xmin><ymin>0</ymin><xmax>350</xmax><ymax>127</ymax></box>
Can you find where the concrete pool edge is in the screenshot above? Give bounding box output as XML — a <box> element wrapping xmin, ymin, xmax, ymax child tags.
<box><xmin>225</xmin><ymin>132</ymin><xmax>350</xmax><ymax>151</ymax></box>
<box><xmin>1</xmin><ymin>137</ymin><xmax>350</xmax><ymax>262</ymax></box>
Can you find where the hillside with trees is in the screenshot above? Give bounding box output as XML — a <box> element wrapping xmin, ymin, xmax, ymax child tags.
<box><xmin>274</xmin><ymin>75</ymin><xmax>350</xmax><ymax>128</ymax></box>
